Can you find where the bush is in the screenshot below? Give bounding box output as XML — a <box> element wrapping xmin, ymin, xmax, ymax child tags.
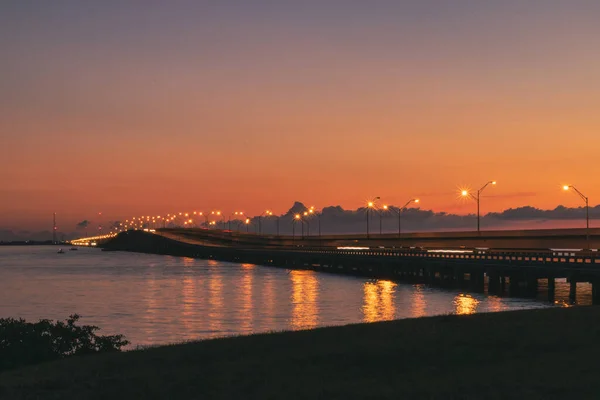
<box><xmin>0</xmin><ymin>314</ymin><xmax>129</xmax><ymax>372</ymax></box>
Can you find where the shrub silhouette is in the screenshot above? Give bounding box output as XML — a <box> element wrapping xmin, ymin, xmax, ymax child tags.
<box><xmin>0</xmin><ymin>314</ymin><xmax>129</xmax><ymax>371</ymax></box>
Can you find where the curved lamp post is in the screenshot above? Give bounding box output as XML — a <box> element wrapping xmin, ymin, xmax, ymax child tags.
<box><xmin>212</xmin><ymin>211</ymin><xmax>224</xmax><ymax>229</ymax></box>
<box><xmin>258</xmin><ymin>210</ymin><xmax>273</xmax><ymax>235</ymax></box>
<box><xmin>461</xmin><ymin>181</ymin><xmax>496</xmax><ymax>233</ymax></box>
<box><xmin>366</xmin><ymin>197</ymin><xmax>380</xmax><ymax>239</ymax></box>
<box><xmin>293</xmin><ymin>213</ymin><xmax>302</xmax><ymax>240</ymax></box>
<box><xmin>302</xmin><ymin>211</ymin><xmax>311</xmax><ymax>237</ymax></box>
<box><xmin>308</xmin><ymin>207</ymin><xmax>322</xmax><ymax>237</ymax></box>
<box><xmin>237</xmin><ymin>217</ymin><xmax>251</xmax><ymax>233</ymax></box>
<box><xmin>229</xmin><ymin>211</ymin><xmax>244</xmax><ymax>232</ymax></box>
<box><xmin>389</xmin><ymin>199</ymin><xmax>420</xmax><ymax>239</ymax></box>
<box><xmin>564</xmin><ymin>185</ymin><xmax>590</xmax><ymax>249</ymax></box>
<box><xmin>379</xmin><ymin>205</ymin><xmax>389</xmax><ymax>235</ymax></box>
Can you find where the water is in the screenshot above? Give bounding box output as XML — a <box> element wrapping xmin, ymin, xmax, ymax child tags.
<box><xmin>0</xmin><ymin>246</ymin><xmax>581</xmax><ymax>347</ymax></box>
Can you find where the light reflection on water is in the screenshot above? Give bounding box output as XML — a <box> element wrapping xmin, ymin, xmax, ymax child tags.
<box><xmin>0</xmin><ymin>246</ymin><xmax>567</xmax><ymax>347</ymax></box>
<box><xmin>454</xmin><ymin>294</ymin><xmax>480</xmax><ymax>315</ymax></box>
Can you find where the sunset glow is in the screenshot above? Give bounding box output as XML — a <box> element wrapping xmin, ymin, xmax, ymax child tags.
<box><xmin>1</xmin><ymin>2</ymin><xmax>600</xmax><ymax>232</ymax></box>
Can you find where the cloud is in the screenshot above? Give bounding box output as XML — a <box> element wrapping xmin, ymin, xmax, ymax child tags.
<box><xmin>243</xmin><ymin>201</ymin><xmax>600</xmax><ymax>234</ymax></box>
<box><xmin>76</xmin><ymin>220</ymin><xmax>90</xmax><ymax>229</ymax></box>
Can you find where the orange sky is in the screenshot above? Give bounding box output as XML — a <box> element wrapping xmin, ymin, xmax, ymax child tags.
<box><xmin>1</xmin><ymin>2</ymin><xmax>599</xmax><ymax>230</ymax></box>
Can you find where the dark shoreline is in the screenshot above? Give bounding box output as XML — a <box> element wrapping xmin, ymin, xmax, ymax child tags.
<box><xmin>1</xmin><ymin>306</ymin><xmax>599</xmax><ymax>399</ymax></box>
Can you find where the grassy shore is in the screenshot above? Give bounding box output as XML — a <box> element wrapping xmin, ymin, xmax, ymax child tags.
<box><xmin>2</xmin><ymin>306</ymin><xmax>600</xmax><ymax>399</ymax></box>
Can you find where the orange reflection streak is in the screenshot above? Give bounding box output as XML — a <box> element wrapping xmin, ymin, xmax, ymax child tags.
<box><xmin>362</xmin><ymin>280</ymin><xmax>397</xmax><ymax>323</ymax></box>
<box><xmin>290</xmin><ymin>270</ymin><xmax>319</xmax><ymax>330</ymax></box>
<box><xmin>181</xmin><ymin>274</ymin><xmax>195</xmax><ymax>333</ymax></box>
<box><xmin>379</xmin><ymin>280</ymin><xmax>396</xmax><ymax>321</ymax></box>
<box><xmin>143</xmin><ymin>273</ymin><xmax>158</xmax><ymax>344</ymax></box>
<box><xmin>362</xmin><ymin>281</ymin><xmax>380</xmax><ymax>323</ymax></box>
<box><xmin>454</xmin><ymin>294</ymin><xmax>480</xmax><ymax>315</ymax></box>
<box><xmin>263</xmin><ymin>274</ymin><xmax>275</xmax><ymax>325</ymax></box>
<box><xmin>411</xmin><ymin>284</ymin><xmax>427</xmax><ymax>318</ymax></box>
<box><xmin>240</xmin><ymin>264</ymin><xmax>255</xmax><ymax>333</ymax></box>
<box><xmin>487</xmin><ymin>295</ymin><xmax>506</xmax><ymax>312</ymax></box>
<box><xmin>207</xmin><ymin>265</ymin><xmax>223</xmax><ymax>334</ymax></box>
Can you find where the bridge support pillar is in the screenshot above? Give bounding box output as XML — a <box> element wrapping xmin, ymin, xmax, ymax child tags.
<box><xmin>569</xmin><ymin>280</ymin><xmax>577</xmax><ymax>302</ymax></box>
<box><xmin>427</xmin><ymin>268</ymin><xmax>436</xmax><ymax>284</ymax></box>
<box><xmin>488</xmin><ymin>272</ymin><xmax>500</xmax><ymax>295</ymax></box>
<box><xmin>593</xmin><ymin>279</ymin><xmax>600</xmax><ymax>305</ymax></box>
<box><xmin>470</xmin><ymin>272</ymin><xmax>484</xmax><ymax>293</ymax></box>
<box><xmin>454</xmin><ymin>269</ymin><xmax>465</xmax><ymax>288</ymax></box>
<box><xmin>500</xmin><ymin>275</ymin><xmax>506</xmax><ymax>293</ymax></box>
<box><xmin>525</xmin><ymin>278</ymin><xmax>538</xmax><ymax>297</ymax></box>
<box><xmin>508</xmin><ymin>275</ymin><xmax>520</xmax><ymax>296</ymax></box>
<box><xmin>547</xmin><ymin>277</ymin><xmax>555</xmax><ymax>303</ymax></box>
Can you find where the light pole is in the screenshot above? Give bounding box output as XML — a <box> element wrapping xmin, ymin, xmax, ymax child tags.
<box><xmin>229</xmin><ymin>211</ymin><xmax>244</xmax><ymax>232</ymax></box>
<box><xmin>379</xmin><ymin>205</ymin><xmax>389</xmax><ymax>235</ymax></box>
<box><xmin>395</xmin><ymin>199</ymin><xmax>419</xmax><ymax>240</ymax></box>
<box><xmin>308</xmin><ymin>207</ymin><xmax>322</xmax><ymax>237</ymax></box>
<box><xmin>366</xmin><ymin>197</ymin><xmax>380</xmax><ymax>239</ymax></box>
<box><xmin>293</xmin><ymin>214</ymin><xmax>301</xmax><ymax>240</ymax></box>
<box><xmin>258</xmin><ymin>210</ymin><xmax>273</xmax><ymax>235</ymax></box>
<box><xmin>209</xmin><ymin>211</ymin><xmax>222</xmax><ymax>229</ymax></box>
<box><xmin>302</xmin><ymin>211</ymin><xmax>311</xmax><ymax>237</ymax></box>
<box><xmin>564</xmin><ymin>185</ymin><xmax>590</xmax><ymax>249</ymax></box>
<box><xmin>461</xmin><ymin>181</ymin><xmax>496</xmax><ymax>234</ymax></box>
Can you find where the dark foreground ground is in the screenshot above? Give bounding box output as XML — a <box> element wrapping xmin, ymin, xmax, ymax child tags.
<box><xmin>2</xmin><ymin>306</ymin><xmax>600</xmax><ymax>399</ymax></box>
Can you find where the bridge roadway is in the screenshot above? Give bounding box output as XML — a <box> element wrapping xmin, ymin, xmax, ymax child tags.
<box><xmin>158</xmin><ymin>226</ymin><xmax>600</xmax><ymax>250</ymax></box>
<box><xmin>103</xmin><ymin>228</ymin><xmax>600</xmax><ymax>304</ymax></box>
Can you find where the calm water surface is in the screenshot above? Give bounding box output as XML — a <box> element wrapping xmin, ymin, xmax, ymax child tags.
<box><xmin>0</xmin><ymin>246</ymin><xmax>584</xmax><ymax>347</ymax></box>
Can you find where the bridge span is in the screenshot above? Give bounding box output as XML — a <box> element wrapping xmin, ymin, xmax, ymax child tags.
<box><xmin>102</xmin><ymin>228</ymin><xmax>600</xmax><ymax>304</ymax></box>
<box><xmin>155</xmin><ymin>226</ymin><xmax>600</xmax><ymax>250</ymax></box>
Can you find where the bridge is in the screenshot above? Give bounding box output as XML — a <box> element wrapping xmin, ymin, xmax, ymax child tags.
<box><xmin>97</xmin><ymin>227</ymin><xmax>600</xmax><ymax>304</ymax></box>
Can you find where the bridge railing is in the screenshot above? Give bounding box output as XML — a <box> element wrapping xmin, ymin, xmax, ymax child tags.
<box><xmin>256</xmin><ymin>246</ymin><xmax>600</xmax><ymax>266</ymax></box>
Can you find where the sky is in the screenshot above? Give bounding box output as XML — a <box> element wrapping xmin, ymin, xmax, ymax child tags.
<box><xmin>1</xmin><ymin>1</ymin><xmax>600</xmax><ymax>231</ymax></box>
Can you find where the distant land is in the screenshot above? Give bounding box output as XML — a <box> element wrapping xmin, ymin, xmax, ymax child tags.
<box><xmin>0</xmin><ymin>240</ymin><xmax>63</xmax><ymax>246</ymax></box>
<box><xmin>1</xmin><ymin>202</ymin><xmax>599</xmax><ymax>241</ymax></box>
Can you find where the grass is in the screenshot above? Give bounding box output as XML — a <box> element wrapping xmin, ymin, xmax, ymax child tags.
<box><xmin>2</xmin><ymin>306</ymin><xmax>600</xmax><ymax>399</ymax></box>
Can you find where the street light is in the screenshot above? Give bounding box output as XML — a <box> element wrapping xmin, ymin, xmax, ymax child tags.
<box><xmin>258</xmin><ymin>210</ymin><xmax>273</xmax><ymax>235</ymax></box>
<box><xmin>229</xmin><ymin>211</ymin><xmax>244</xmax><ymax>232</ymax></box>
<box><xmin>461</xmin><ymin>181</ymin><xmax>496</xmax><ymax>233</ymax></box>
<box><xmin>366</xmin><ymin>197</ymin><xmax>380</xmax><ymax>239</ymax></box>
<box><xmin>308</xmin><ymin>206</ymin><xmax>322</xmax><ymax>237</ymax></box>
<box><xmin>293</xmin><ymin>214</ymin><xmax>302</xmax><ymax>240</ymax></box>
<box><xmin>302</xmin><ymin>211</ymin><xmax>311</xmax><ymax>237</ymax></box>
<box><xmin>210</xmin><ymin>211</ymin><xmax>222</xmax><ymax>229</ymax></box>
<box><xmin>379</xmin><ymin>205</ymin><xmax>389</xmax><ymax>235</ymax></box>
<box><xmin>563</xmin><ymin>185</ymin><xmax>590</xmax><ymax>249</ymax></box>
<box><xmin>397</xmin><ymin>199</ymin><xmax>419</xmax><ymax>239</ymax></box>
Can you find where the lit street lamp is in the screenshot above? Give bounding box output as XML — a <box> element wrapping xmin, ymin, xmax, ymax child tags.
<box><xmin>461</xmin><ymin>181</ymin><xmax>496</xmax><ymax>233</ymax></box>
<box><xmin>302</xmin><ymin>211</ymin><xmax>311</xmax><ymax>237</ymax></box>
<box><xmin>379</xmin><ymin>205</ymin><xmax>389</xmax><ymax>235</ymax></box>
<box><xmin>366</xmin><ymin>197</ymin><xmax>380</xmax><ymax>239</ymax></box>
<box><xmin>229</xmin><ymin>211</ymin><xmax>244</xmax><ymax>232</ymax></box>
<box><xmin>308</xmin><ymin>207</ymin><xmax>322</xmax><ymax>237</ymax></box>
<box><xmin>209</xmin><ymin>211</ymin><xmax>222</xmax><ymax>229</ymax></box>
<box><xmin>390</xmin><ymin>199</ymin><xmax>420</xmax><ymax>239</ymax></box>
<box><xmin>258</xmin><ymin>210</ymin><xmax>273</xmax><ymax>235</ymax></box>
<box><xmin>563</xmin><ymin>185</ymin><xmax>590</xmax><ymax>249</ymax></box>
<box><xmin>293</xmin><ymin>214</ymin><xmax>302</xmax><ymax>240</ymax></box>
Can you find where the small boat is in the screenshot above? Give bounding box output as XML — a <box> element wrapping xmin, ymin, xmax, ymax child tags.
<box><xmin>57</xmin><ymin>249</ymin><xmax>65</xmax><ymax>254</ymax></box>
<box><xmin>69</xmin><ymin>247</ymin><xmax>78</xmax><ymax>251</ymax></box>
